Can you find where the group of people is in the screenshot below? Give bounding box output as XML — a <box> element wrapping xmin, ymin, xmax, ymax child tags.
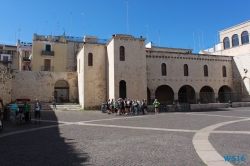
<box><xmin>11</xmin><ymin>99</ymin><xmax>42</xmax><ymax>124</ymax></box>
<box><xmin>106</xmin><ymin>98</ymin><xmax>148</xmax><ymax>116</ymax></box>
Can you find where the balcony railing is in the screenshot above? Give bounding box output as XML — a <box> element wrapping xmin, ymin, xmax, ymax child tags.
<box><xmin>41</xmin><ymin>50</ymin><xmax>54</xmax><ymax>56</ymax></box>
<box><xmin>41</xmin><ymin>66</ymin><xmax>54</xmax><ymax>71</ymax></box>
<box><xmin>22</xmin><ymin>57</ymin><xmax>31</xmax><ymax>61</ymax></box>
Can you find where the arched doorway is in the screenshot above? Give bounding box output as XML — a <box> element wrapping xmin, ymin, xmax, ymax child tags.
<box><xmin>199</xmin><ymin>86</ymin><xmax>214</xmax><ymax>103</ymax></box>
<box><xmin>178</xmin><ymin>85</ymin><xmax>196</xmax><ymax>104</ymax></box>
<box><xmin>218</xmin><ymin>85</ymin><xmax>232</xmax><ymax>103</ymax></box>
<box><xmin>147</xmin><ymin>88</ymin><xmax>151</xmax><ymax>105</ymax></box>
<box><xmin>155</xmin><ymin>85</ymin><xmax>174</xmax><ymax>104</ymax></box>
<box><xmin>54</xmin><ymin>80</ymin><xmax>69</xmax><ymax>102</ymax></box>
<box><xmin>119</xmin><ymin>80</ymin><xmax>126</xmax><ymax>99</ymax></box>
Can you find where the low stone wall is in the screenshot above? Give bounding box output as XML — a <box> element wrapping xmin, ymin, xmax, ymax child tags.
<box><xmin>190</xmin><ymin>102</ymin><xmax>250</xmax><ymax>110</ymax></box>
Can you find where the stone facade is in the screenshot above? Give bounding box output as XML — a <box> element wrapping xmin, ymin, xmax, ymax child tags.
<box><xmin>11</xmin><ymin>71</ymin><xmax>78</xmax><ymax>103</ymax></box>
<box><xmin>77</xmin><ymin>43</ymin><xmax>106</xmax><ymax>109</ymax></box>
<box><xmin>146</xmin><ymin>51</ymin><xmax>234</xmax><ymax>104</ymax></box>
<box><xmin>0</xmin><ymin>64</ymin><xmax>12</xmax><ymax>105</ymax></box>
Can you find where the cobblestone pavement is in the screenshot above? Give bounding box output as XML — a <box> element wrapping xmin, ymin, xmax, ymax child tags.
<box><xmin>0</xmin><ymin>107</ymin><xmax>250</xmax><ymax>165</ymax></box>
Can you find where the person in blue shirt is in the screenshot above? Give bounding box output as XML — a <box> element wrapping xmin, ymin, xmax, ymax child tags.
<box><xmin>11</xmin><ymin>100</ymin><xmax>19</xmax><ymax>124</ymax></box>
<box><xmin>52</xmin><ymin>98</ymin><xmax>57</xmax><ymax>109</ymax></box>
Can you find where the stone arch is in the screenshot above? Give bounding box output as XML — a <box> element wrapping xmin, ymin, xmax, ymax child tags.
<box><xmin>54</xmin><ymin>80</ymin><xmax>69</xmax><ymax>103</ymax></box>
<box><xmin>199</xmin><ymin>86</ymin><xmax>215</xmax><ymax>103</ymax></box>
<box><xmin>178</xmin><ymin>85</ymin><xmax>196</xmax><ymax>104</ymax></box>
<box><xmin>119</xmin><ymin>80</ymin><xmax>126</xmax><ymax>99</ymax></box>
<box><xmin>218</xmin><ymin>85</ymin><xmax>233</xmax><ymax>103</ymax></box>
<box><xmin>155</xmin><ymin>85</ymin><xmax>174</xmax><ymax>104</ymax></box>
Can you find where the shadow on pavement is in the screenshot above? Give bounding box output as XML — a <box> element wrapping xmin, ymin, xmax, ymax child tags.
<box><xmin>0</xmin><ymin>106</ymin><xmax>90</xmax><ymax>165</ymax></box>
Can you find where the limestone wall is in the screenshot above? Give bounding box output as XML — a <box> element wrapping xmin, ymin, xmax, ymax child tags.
<box><xmin>11</xmin><ymin>71</ymin><xmax>78</xmax><ymax>103</ymax></box>
<box><xmin>107</xmin><ymin>36</ymin><xmax>147</xmax><ymax>100</ymax></box>
<box><xmin>0</xmin><ymin>64</ymin><xmax>12</xmax><ymax>105</ymax></box>
<box><xmin>233</xmin><ymin>54</ymin><xmax>250</xmax><ymax>101</ymax></box>
<box><xmin>146</xmin><ymin>52</ymin><xmax>234</xmax><ymax>100</ymax></box>
<box><xmin>83</xmin><ymin>43</ymin><xmax>106</xmax><ymax>109</ymax></box>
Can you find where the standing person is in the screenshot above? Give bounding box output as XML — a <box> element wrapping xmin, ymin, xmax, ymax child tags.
<box><xmin>153</xmin><ymin>99</ymin><xmax>160</xmax><ymax>115</ymax></box>
<box><xmin>11</xmin><ymin>100</ymin><xmax>19</xmax><ymax>124</ymax></box>
<box><xmin>130</xmin><ymin>99</ymin><xmax>134</xmax><ymax>114</ymax></box>
<box><xmin>113</xmin><ymin>100</ymin><xmax>118</xmax><ymax>115</ymax></box>
<box><xmin>133</xmin><ymin>100</ymin><xmax>139</xmax><ymax>116</ymax></box>
<box><xmin>34</xmin><ymin>99</ymin><xmax>42</xmax><ymax>124</ymax></box>
<box><xmin>144</xmin><ymin>99</ymin><xmax>148</xmax><ymax>114</ymax></box>
<box><xmin>121</xmin><ymin>99</ymin><xmax>125</xmax><ymax>114</ymax></box>
<box><xmin>106</xmin><ymin>99</ymin><xmax>111</xmax><ymax>114</ymax></box>
<box><xmin>52</xmin><ymin>98</ymin><xmax>57</xmax><ymax>109</ymax></box>
<box><xmin>111</xmin><ymin>99</ymin><xmax>114</xmax><ymax>113</ymax></box>
<box><xmin>141</xmin><ymin>99</ymin><xmax>145</xmax><ymax>115</ymax></box>
<box><xmin>23</xmin><ymin>100</ymin><xmax>31</xmax><ymax>123</ymax></box>
<box><xmin>126</xmin><ymin>99</ymin><xmax>131</xmax><ymax>114</ymax></box>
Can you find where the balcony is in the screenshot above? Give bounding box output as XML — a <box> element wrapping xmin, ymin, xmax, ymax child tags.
<box><xmin>22</xmin><ymin>57</ymin><xmax>31</xmax><ymax>61</ymax></box>
<box><xmin>41</xmin><ymin>66</ymin><xmax>54</xmax><ymax>71</ymax></box>
<box><xmin>41</xmin><ymin>50</ymin><xmax>54</xmax><ymax>56</ymax></box>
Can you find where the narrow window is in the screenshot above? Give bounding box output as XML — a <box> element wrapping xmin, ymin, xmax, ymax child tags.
<box><xmin>222</xmin><ymin>66</ymin><xmax>227</xmax><ymax>77</ymax></box>
<box><xmin>223</xmin><ymin>37</ymin><xmax>230</xmax><ymax>49</ymax></box>
<box><xmin>161</xmin><ymin>63</ymin><xmax>167</xmax><ymax>76</ymax></box>
<box><xmin>88</xmin><ymin>53</ymin><xmax>93</xmax><ymax>66</ymax></box>
<box><xmin>45</xmin><ymin>44</ymin><xmax>51</xmax><ymax>51</ymax></box>
<box><xmin>241</xmin><ymin>31</ymin><xmax>249</xmax><ymax>44</ymax></box>
<box><xmin>184</xmin><ymin>64</ymin><xmax>189</xmax><ymax>76</ymax></box>
<box><xmin>232</xmin><ymin>34</ymin><xmax>239</xmax><ymax>47</ymax></box>
<box><xmin>204</xmin><ymin>65</ymin><xmax>208</xmax><ymax>77</ymax></box>
<box><xmin>120</xmin><ymin>46</ymin><xmax>125</xmax><ymax>61</ymax></box>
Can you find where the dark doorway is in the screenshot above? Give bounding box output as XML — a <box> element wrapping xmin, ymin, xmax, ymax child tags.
<box><xmin>119</xmin><ymin>80</ymin><xmax>126</xmax><ymax>99</ymax></box>
<box><xmin>54</xmin><ymin>80</ymin><xmax>69</xmax><ymax>102</ymax></box>
<box><xmin>178</xmin><ymin>85</ymin><xmax>196</xmax><ymax>104</ymax></box>
<box><xmin>218</xmin><ymin>86</ymin><xmax>232</xmax><ymax>103</ymax></box>
<box><xmin>155</xmin><ymin>85</ymin><xmax>174</xmax><ymax>104</ymax></box>
<box><xmin>199</xmin><ymin>86</ymin><xmax>214</xmax><ymax>103</ymax></box>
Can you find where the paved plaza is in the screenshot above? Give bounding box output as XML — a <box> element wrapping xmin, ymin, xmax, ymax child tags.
<box><xmin>0</xmin><ymin>106</ymin><xmax>250</xmax><ymax>166</ymax></box>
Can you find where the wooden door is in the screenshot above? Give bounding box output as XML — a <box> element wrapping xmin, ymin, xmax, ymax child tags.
<box><xmin>44</xmin><ymin>59</ymin><xmax>51</xmax><ymax>71</ymax></box>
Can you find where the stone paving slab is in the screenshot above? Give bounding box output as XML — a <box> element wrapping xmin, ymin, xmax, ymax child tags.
<box><xmin>209</xmin><ymin>133</ymin><xmax>250</xmax><ymax>166</ymax></box>
<box><xmin>59</xmin><ymin>125</ymin><xmax>205</xmax><ymax>166</ymax></box>
<box><xmin>86</xmin><ymin>113</ymin><xmax>239</xmax><ymax>130</ymax></box>
<box><xmin>189</xmin><ymin>108</ymin><xmax>250</xmax><ymax>118</ymax></box>
<box><xmin>1</xmin><ymin>107</ymin><xmax>250</xmax><ymax>165</ymax></box>
<box><xmin>215</xmin><ymin>121</ymin><xmax>250</xmax><ymax>131</ymax></box>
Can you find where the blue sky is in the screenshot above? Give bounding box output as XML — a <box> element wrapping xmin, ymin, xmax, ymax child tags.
<box><xmin>0</xmin><ymin>0</ymin><xmax>249</xmax><ymax>53</ymax></box>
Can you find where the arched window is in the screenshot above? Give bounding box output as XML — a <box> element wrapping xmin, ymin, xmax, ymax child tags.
<box><xmin>241</xmin><ymin>31</ymin><xmax>249</xmax><ymax>44</ymax></box>
<box><xmin>223</xmin><ymin>37</ymin><xmax>230</xmax><ymax>49</ymax></box>
<box><xmin>204</xmin><ymin>65</ymin><xmax>208</xmax><ymax>77</ymax></box>
<box><xmin>222</xmin><ymin>66</ymin><xmax>227</xmax><ymax>77</ymax></box>
<box><xmin>120</xmin><ymin>46</ymin><xmax>125</xmax><ymax>61</ymax></box>
<box><xmin>232</xmin><ymin>34</ymin><xmax>239</xmax><ymax>47</ymax></box>
<box><xmin>161</xmin><ymin>63</ymin><xmax>167</xmax><ymax>76</ymax></box>
<box><xmin>88</xmin><ymin>53</ymin><xmax>93</xmax><ymax>66</ymax></box>
<box><xmin>184</xmin><ymin>64</ymin><xmax>189</xmax><ymax>76</ymax></box>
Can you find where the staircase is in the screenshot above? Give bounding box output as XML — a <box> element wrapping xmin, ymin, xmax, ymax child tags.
<box><xmin>31</xmin><ymin>103</ymin><xmax>82</xmax><ymax>111</ymax></box>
